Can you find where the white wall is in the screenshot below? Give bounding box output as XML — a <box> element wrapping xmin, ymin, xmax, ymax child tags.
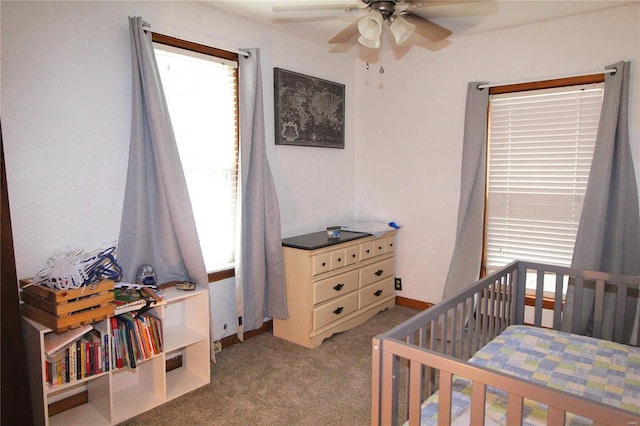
<box><xmin>354</xmin><ymin>4</ymin><xmax>640</xmax><ymax>303</ymax></box>
<box><xmin>1</xmin><ymin>1</ymin><xmax>356</xmax><ymax>339</ymax></box>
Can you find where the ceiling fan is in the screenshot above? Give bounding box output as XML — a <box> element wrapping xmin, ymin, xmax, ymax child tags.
<box><xmin>273</xmin><ymin>1</ymin><xmax>454</xmax><ymax>49</ymax></box>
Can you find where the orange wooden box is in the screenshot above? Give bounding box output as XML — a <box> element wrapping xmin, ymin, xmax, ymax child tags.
<box><xmin>20</xmin><ymin>279</ymin><xmax>114</xmax><ymax>333</ymax></box>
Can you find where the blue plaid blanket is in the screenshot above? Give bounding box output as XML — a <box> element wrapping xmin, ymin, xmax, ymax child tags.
<box><xmin>418</xmin><ymin>325</ymin><xmax>640</xmax><ymax>425</ymax></box>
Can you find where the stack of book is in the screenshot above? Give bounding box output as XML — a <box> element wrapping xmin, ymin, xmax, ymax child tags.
<box><xmin>44</xmin><ymin>323</ymin><xmax>110</xmax><ymax>388</ymax></box>
<box><xmin>110</xmin><ymin>312</ymin><xmax>163</xmax><ymax>369</ymax></box>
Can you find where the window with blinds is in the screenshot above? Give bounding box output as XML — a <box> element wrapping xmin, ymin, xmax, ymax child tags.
<box><xmin>153</xmin><ymin>41</ymin><xmax>239</xmax><ymax>273</ymax></box>
<box><xmin>485</xmin><ymin>83</ymin><xmax>604</xmax><ymax>277</ymax></box>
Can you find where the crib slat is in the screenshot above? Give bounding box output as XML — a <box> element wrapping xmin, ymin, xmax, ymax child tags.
<box><xmin>499</xmin><ymin>275</ymin><xmax>506</xmax><ymax>332</ymax></box>
<box><xmin>379</xmin><ymin>347</ymin><xmax>396</xmax><ymax>426</ymax></box>
<box><xmin>451</xmin><ymin>304</ymin><xmax>458</xmax><ymax>357</ymax></box>
<box><xmin>614</xmin><ymin>283</ymin><xmax>627</xmax><ymax>344</ymax></box>
<box><xmin>552</xmin><ymin>273</ymin><xmax>564</xmax><ymax>330</ymax></box>
<box><xmin>475</xmin><ymin>293</ymin><xmax>482</xmax><ymax>352</ymax></box>
<box><xmin>459</xmin><ymin>300</ymin><xmax>467</xmax><ymax>358</ymax></box>
<box><xmin>466</xmin><ymin>296</ymin><xmax>474</xmax><ymax>357</ymax></box>
<box><xmin>547</xmin><ymin>406</ymin><xmax>566</xmax><ymax>424</ymax></box>
<box><xmin>592</xmin><ymin>279</ymin><xmax>605</xmax><ymax>338</ymax></box>
<box><xmin>489</xmin><ymin>281</ymin><xmax>496</xmax><ymax>339</ymax></box>
<box><xmin>441</xmin><ymin>311</ymin><xmax>449</xmax><ymax>355</ymax></box>
<box><xmin>482</xmin><ymin>287</ymin><xmax>490</xmax><ymax>345</ymax></box>
<box><xmin>571</xmin><ymin>276</ymin><xmax>585</xmax><ymax>333</ymax></box>
<box><xmin>469</xmin><ymin>381</ymin><xmax>486</xmax><ymax>425</ymax></box>
<box><xmin>438</xmin><ymin>371</ymin><xmax>453</xmax><ymax>425</ymax></box>
<box><xmin>408</xmin><ymin>359</ymin><xmax>422</xmax><ymax>426</ymax></box>
<box><xmin>403</xmin><ymin>334</ymin><xmax>413</xmax><ymax>423</ymax></box>
<box><xmin>534</xmin><ymin>270</ymin><xmax>544</xmax><ymax>327</ymax></box>
<box><xmin>505</xmin><ymin>271</ymin><xmax>512</xmax><ymax>324</ymax></box>
<box><xmin>506</xmin><ymin>394</ymin><xmax>523</xmax><ymax>426</ymax></box>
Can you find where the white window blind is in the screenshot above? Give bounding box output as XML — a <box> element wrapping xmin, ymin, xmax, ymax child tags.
<box><xmin>154</xmin><ymin>43</ymin><xmax>239</xmax><ymax>272</ymax></box>
<box><xmin>486</xmin><ymin>83</ymin><xmax>604</xmax><ymax>272</ymax></box>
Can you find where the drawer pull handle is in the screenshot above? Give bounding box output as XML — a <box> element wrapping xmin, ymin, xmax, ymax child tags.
<box><xmin>352</xmin><ymin>254</ymin><xmax>356</xmax><ymax>258</ymax></box>
<box><xmin>333</xmin><ymin>307</ymin><xmax>344</xmax><ymax>315</ymax></box>
<box><xmin>366</xmin><ymin>249</ymin><xmax>370</xmax><ymax>253</ymax></box>
<box><xmin>337</xmin><ymin>257</ymin><xmax>342</xmax><ymax>262</ymax></box>
<box><xmin>374</xmin><ymin>269</ymin><xmax>384</xmax><ymax>276</ymax></box>
<box><xmin>374</xmin><ymin>289</ymin><xmax>383</xmax><ymax>297</ymax></box>
<box><xmin>378</xmin><ymin>246</ymin><xmax>383</xmax><ymax>250</ymax></box>
<box><xmin>333</xmin><ymin>283</ymin><xmax>344</xmax><ymax>291</ymax></box>
<box><xmin>322</xmin><ymin>262</ymin><xmax>326</xmax><ymax>267</ymax></box>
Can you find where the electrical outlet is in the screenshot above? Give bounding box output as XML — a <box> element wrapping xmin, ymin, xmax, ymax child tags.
<box><xmin>394</xmin><ymin>277</ymin><xmax>402</xmax><ymax>291</ymax></box>
<box><xmin>214</xmin><ymin>341</ymin><xmax>223</xmax><ymax>353</ymax></box>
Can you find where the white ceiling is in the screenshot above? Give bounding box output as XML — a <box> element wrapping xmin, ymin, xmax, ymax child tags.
<box><xmin>201</xmin><ymin>0</ymin><xmax>635</xmax><ymax>57</ymax></box>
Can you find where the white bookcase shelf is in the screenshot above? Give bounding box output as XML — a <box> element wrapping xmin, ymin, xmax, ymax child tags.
<box><xmin>22</xmin><ymin>286</ymin><xmax>210</xmax><ymax>425</ymax></box>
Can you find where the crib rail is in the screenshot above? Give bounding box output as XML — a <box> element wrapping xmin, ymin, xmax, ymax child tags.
<box><xmin>372</xmin><ymin>260</ymin><xmax>640</xmax><ymax>426</ymax></box>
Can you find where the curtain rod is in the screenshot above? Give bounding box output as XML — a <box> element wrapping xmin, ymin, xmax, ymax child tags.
<box><xmin>477</xmin><ymin>67</ymin><xmax>616</xmax><ymax>90</ymax></box>
<box><xmin>142</xmin><ymin>23</ymin><xmax>250</xmax><ymax>58</ymax></box>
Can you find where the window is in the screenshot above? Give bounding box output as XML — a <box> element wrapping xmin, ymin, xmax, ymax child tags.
<box><xmin>153</xmin><ymin>35</ymin><xmax>239</xmax><ymax>273</ymax></box>
<box><xmin>483</xmin><ymin>78</ymin><xmax>604</xmax><ymax>291</ymax></box>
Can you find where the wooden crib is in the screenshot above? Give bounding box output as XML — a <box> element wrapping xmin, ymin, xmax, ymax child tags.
<box><xmin>372</xmin><ymin>260</ymin><xmax>640</xmax><ymax>425</ymax></box>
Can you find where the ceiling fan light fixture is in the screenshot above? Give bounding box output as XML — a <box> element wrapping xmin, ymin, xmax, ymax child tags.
<box><xmin>357</xmin><ymin>9</ymin><xmax>383</xmax><ymax>41</ymax></box>
<box><xmin>358</xmin><ymin>35</ymin><xmax>381</xmax><ymax>48</ymax></box>
<box><xmin>389</xmin><ymin>15</ymin><xmax>416</xmax><ymax>45</ymax></box>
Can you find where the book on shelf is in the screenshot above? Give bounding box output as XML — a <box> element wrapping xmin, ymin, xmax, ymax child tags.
<box><xmin>45</xmin><ymin>327</ymin><xmax>108</xmax><ymax>388</ymax></box>
<box><xmin>111</xmin><ymin>312</ymin><xmax>163</xmax><ymax>369</ymax></box>
<box><xmin>112</xmin><ymin>285</ymin><xmax>165</xmax><ymax>315</ymax></box>
<box><xmin>44</xmin><ymin>324</ymin><xmax>93</xmax><ymax>361</ymax></box>
<box><xmin>112</xmin><ymin>288</ymin><xmax>152</xmax><ymax>312</ymax></box>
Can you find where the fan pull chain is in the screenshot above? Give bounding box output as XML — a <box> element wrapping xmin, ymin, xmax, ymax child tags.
<box><xmin>364</xmin><ymin>62</ymin><xmax>384</xmax><ymax>74</ymax></box>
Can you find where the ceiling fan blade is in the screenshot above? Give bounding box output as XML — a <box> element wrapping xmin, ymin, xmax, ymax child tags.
<box><xmin>401</xmin><ymin>0</ymin><xmax>484</xmax><ymax>8</ymax></box>
<box><xmin>272</xmin><ymin>2</ymin><xmax>363</xmax><ymax>13</ymax></box>
<box><xmin>400</xmin><ymin>12</ymin><xmax>452</xmax><ymax>42</ymax></box>
<box><xmin>273</xmin><ymin>15</ymin><xmax>351</xmax><ymax>24</ymax></box>
<box><xmin>328</xmin><ymin>19</ymin><xmax>360</xmax><ymax>44</ymax></box>
<box><xmin>401</xmin><ymin>1</ymin><xmax>498</xmax><ymax>18</ymax></box>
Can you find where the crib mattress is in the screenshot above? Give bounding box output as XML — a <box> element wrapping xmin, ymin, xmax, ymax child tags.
<box><xmin>418</xmin><ymin>325</ymin><xmax>640</xmax><ymax>425</ymax></box>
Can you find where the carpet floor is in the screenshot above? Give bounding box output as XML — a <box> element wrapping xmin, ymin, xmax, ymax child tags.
<box><xmin>119</xmin><ymin>305</ymin><xmax>418</xmax><ymax>426</ymax></box>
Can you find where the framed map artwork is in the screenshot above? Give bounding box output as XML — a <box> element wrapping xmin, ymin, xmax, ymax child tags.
<box><xmin>274</xmin><ymin>68</ymin><xmax>345</xmax><ymax>149</ymax></box>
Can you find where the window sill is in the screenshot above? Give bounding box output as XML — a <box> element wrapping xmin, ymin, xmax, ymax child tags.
<box><xmin>524</xmin><ymin>293</ymin><xmax>561</xmax><ymax>310</ymax></box>
<box><xmin>208</xmin><ymin>268</ymin><xmax>235</xmax><ymax>283</ymax></box>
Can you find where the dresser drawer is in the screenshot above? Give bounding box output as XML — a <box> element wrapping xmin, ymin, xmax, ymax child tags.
<box><xmin>345</xmin><ymin>245</ymin><xmax>359</xmax><ymax>266</ymax></box>
<box><xmin>359</xmin><ymin>277</ymin><xmax>395</xmax><ymax>309</ymax></box>
<box><xmin>312</xmin><ymin>252</ymin><xmax>331</xmax><ymax>275</ymax></box>
<box><xmin>382</xmin><ymin>235</ymin><xmax>395</xmax><ymax>254</ymax></box>
<box><xmin>313</xmin><ymin>292</ymin><xmax>358</xmax><ymax>330</ymax></box>
<box><xmin>330</xmin><ymin>248</ymin><xmax>347</xmax><ymax>270</ymax></box>
<box><xmin>373</xmin><ymin>239</ymin><xmax>386</xmax><ymax>257</ymax></box>
<box><xmin>360</xmin><ymin>257</ymin><xmax>395</xmax><ymax>288</ymax></box>
<box><xmin>359</xmin><ymin>241</ymin><xmax>374</xmax><ymax>261</ymax></box>
<box><xmin>313</xmin><ymin>270</ymin><xmax>358</xmax><ymax>305</ymax></box>
<box><xmin>312</xmin><ymin>247</ymin><xmax>351</xmax><ymax>276</ymax></box>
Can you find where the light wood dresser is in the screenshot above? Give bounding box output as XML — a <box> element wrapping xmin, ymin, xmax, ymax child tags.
<box><xmin>274</xmin><ymin>230</ymin><xmax>397</xmax><ymax>348</ymax></box>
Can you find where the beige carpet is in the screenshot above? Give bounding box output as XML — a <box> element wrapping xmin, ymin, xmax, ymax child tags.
<box><xmin>119</xmin><ymin>305</ymin><xmax>418</xmax><ymax>426</ymax></box>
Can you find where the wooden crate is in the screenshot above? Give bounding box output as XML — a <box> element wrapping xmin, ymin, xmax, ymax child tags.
<box><xmin>20</xmin><ymin>279</ymin><xmax>114</xmax><ymax>333</ymax></box>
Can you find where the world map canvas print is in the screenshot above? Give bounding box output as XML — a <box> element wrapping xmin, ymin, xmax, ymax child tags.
<box><xmin>274</xmin><ymin>68</ymin><xmax>345</xmax><ymax>149</ymax></box>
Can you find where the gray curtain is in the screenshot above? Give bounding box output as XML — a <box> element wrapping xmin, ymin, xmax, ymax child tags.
<box><xmin>562</xmin><ymin>61</ymin><xmax>640</xmax><ymax>343</ymax></box>
<box><xmin>442</xmin><ymin>82</ymin><xmax>489</xmax><ymax>300</ymax></box>
<box><xmin>118</xmin><ymin>17</ymin><xmax>208</xmax><ymax>289</ymax></box>
<box><xmin>235</xmin><ymin>48</ymin><xmax>287</xmax><ymax>340</ymax></box>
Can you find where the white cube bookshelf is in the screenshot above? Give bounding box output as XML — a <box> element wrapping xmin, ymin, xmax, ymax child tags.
<box><xmin>22</xmin><ymin>286</ymin><xmax>210</xmax><ymax>425</ymax></box>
